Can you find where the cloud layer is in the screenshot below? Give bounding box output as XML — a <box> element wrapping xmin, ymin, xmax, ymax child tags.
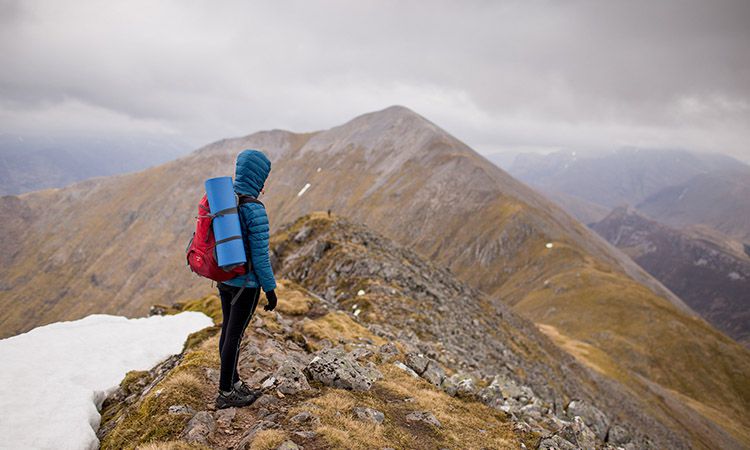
<box><xmin>1</xmin><ymin>0</ymin><xmax>749</xmax><ymax>160</ymax></box>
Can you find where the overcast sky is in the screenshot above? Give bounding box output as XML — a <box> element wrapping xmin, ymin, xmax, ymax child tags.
<box><xmin>1</xmin><ymin>0</ymin><xmax>749</xmax><ymax>161</ymax></box>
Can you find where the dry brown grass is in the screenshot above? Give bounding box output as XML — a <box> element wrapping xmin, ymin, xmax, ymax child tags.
<box><xmin>136</xmin><ymin>441</ymin><xmax>210</xmax><ymax>450</ymax></box>
<box><xmin>289</xmin><ymin>362</ymin><xmax>519</xmax><ymax>450</ymax></box>
<box><xmin>275</xmin><ymin>280</ymin><xmax>314</xmax><ymax>316</ymax></box>
<box><xmin>249</xmin><ymin>429</ymin><xmax>289</xmax><ymax>450</ymax></box>
<box><xmin>301</xmin><ymin>311</ymin><xmax>385</xmax><ymax>347</ymax></box>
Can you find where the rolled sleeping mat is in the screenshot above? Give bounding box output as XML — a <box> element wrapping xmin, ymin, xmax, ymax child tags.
<box><xmin>205</xmin><ymin>176</ymin><xmax>247</xmax><ymax>269</ymax></box>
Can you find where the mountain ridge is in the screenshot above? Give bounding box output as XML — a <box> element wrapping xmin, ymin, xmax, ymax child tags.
<box><xmin>1</xmin><ymin>106</ymin><xmax>748</xmax><ymax>448</ymax></box>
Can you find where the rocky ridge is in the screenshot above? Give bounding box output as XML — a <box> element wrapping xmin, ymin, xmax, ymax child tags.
<box><xmin>98</xmin><ymin>213</ymin><xmax>677</xmax><ymax>449</ymax></box>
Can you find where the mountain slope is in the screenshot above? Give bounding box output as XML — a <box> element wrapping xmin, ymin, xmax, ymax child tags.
<box><xmin>637</xmin><ymin>169</ymin><xmax>750</xmax><ymax>242</ymax></box>
<box><xmin>2</xmin><ymin>106</ymin><xmax>749</xmax><ymax>448</ymax></box>
<box><xmin>591</xmin><ymin>207</ymin><xmax>750</xmax><ymax>347</ymax></box>
<box><xmin>0</xmin><ymin>134</ymin><xmax>189</xmax><ymax>195</ymax></box>
<box><xmin>507</xmin><ymin>148</ymin><xmax>742</xmax><ymax>210</ymax></box>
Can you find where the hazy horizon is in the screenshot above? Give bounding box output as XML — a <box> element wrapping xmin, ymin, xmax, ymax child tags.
<box><xmin>2</xmin><ymin>1</ymin><xmax>749</xmax><ymax>163</ymax></box>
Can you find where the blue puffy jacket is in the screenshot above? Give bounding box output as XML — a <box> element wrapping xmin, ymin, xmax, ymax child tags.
<box><xmin>221</xmin><ymin>149</ymin><xmax>277</xmax><ymax>293</ymax></box>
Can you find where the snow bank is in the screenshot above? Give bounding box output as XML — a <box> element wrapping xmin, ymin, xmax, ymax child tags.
<box><xmin>0</xmin><ymin>312</ymin><xmax>213</xmax><ymax>450</ymax></box>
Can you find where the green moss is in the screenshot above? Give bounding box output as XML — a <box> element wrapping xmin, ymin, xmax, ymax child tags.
<box><xmin>175</xmin><ymin>295</ymin><xmax>223</xmax><ymax>325</ymax></box>
<box><xmin>182</xmin><ymin>325</ymin><xmax>220</xmax><ymax>352</ymax></box>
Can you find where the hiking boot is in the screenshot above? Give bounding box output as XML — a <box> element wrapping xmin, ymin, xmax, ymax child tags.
<box><xmin>215</xmin><ymin>388</ymin><xmax>259</xmax><ymax>409</ymax></box>
<box><xmin>234</xmin><ymin>379</ymin><xmax>261</xmax><ymax>398</ymax></box>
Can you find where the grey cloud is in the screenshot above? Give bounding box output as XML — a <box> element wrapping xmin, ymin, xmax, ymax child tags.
<box><xmin>1</xmin><ymin>0</ymin><xmax>749</xmax><ymax>161</ymax></box>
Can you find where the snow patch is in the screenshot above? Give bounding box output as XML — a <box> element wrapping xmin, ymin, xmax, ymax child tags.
<box><xmin>297</xmin><ymin>183</ymin><xmax>311</xmax><ymax>197</ymax></box>
<box><xmin>728</xmin><ymin>272</ymin><xmax>744</xmax><ymax>281</ymax></box>
<box><xmin>0</xmin><ymin>312</ymin><xmax>212</xmax><ymax>450</ymax></box>
<box><xmin>545</xmin><ymin>243</ymin><xmax>554</xmax><ymax>249</ymax></box>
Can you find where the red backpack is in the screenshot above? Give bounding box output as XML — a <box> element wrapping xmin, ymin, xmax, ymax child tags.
<box><xmin>186</xmin><ymin>193</ymin><xmax>262</xmax><ymax>281</ymax></box>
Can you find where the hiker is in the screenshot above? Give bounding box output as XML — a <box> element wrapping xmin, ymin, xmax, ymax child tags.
<box><xmin>215</xmin><ymin>149</ymin><xmax>278</xmax><ymax>409</ymax></box>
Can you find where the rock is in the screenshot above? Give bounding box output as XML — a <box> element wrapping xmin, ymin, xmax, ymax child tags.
<box><xmin>519</xmin><ymin>403</ymin><xmax>543</xmax><ymax>421</ymax></box>
<box><xmin>149</xmin><ymin>305</ymin><xmax>167</xmax><ymax>316</ymax></box>
<box><xmin>305</xmin><ymin>348</ymin><xmax>382</xmax><ymax>391</ymax></box>
<box><xmin>442</xmin><ymin>373</ymin><xmax>476</xmax><ymax>398</ymax></box>
<box><xmin>607</xmin><ymin>424</ymin><xmax>631</xmax><ymax>445</ymax></box>
<box><xmin>348</xmin><ymin>347</ymin><xmax>374</xmax><ymax>361</ymax></box>
<box><xmin>290</xmin><ymin>410</ymin><xmax>321</xmax><ymax>427</ymax></box>
<box><xmin>236</xmin><ymin>420</ymin><xmax>280</xmax><ymax>449</ymax></box>
<box><xmin>214</xmin><ymin>407</ymin><xmax>236</xmax><ymax>427</ymax></box>
<box><xmin>353</xmin><ymin>406</ymin><xmax>385</xmax><ymax>424</ymax></box>
<box><xmin>253</xmin><ymin>394</ymin><xmax>280</xmax><ymax>409</ymax></box>
<box><xmin>378</xmin><ymin>342</ymin><xmax>399</xmax><ymax>362</ymax></box>
<box><xmin>204</xmin><ymin>367</ymin><xmax>220</xmax><ymax>384</ymax></box>
<box><xmin>405</xmin><ymin>411</ymin><xmax>441</xmax><ymax>428</ymax></box>
<box><xmin>294</xmin><ymin>431</ymin><xmax>317</xmax><ymax>439</ymax></box>
<box><xmin>538</xmin><ymin>435</ymin><xmax>577</xmax><ymax>450</ymax></box>
<box><xmin>274</xmin><ymin>362</ymin><xmax>312</xmax><ymax>395</ymax></box>
<box><xmin>261</xmin><ymin>376</ymin><xmax>277</xmax><ymax>389</ymax></box>
<box><xmin>394</xmin><ymin>361</ymin><xmax>419</xmax><ymax>378</ymax></box>
<box><xmin>181</xmin><ymin>411</ymin><xmax>216</xmax><ymax>444</ymax></box>
<box><xmin>566</xmin><ymin>400</ymin><xmax>610</xmax><ymax>441</ymax></box>
<box><xmin>276</xmin><ymin>440</ymin><xmax>301</xmax><ymax>450</ymax></box>
<box><xmin>405</xmin><ymin>352</ymin><xmax>429</xmax><ymax>374</ymax></box>
<box><xmin>421</xmin><ymin>361</ymin><xmax>446</xmax><ymax>386</ymax></box>
<box><xmin>557</xmin><ymin>416</ymin><xmax>597</xmax><ymax>450</ymax></box>
<box><xmin>168</xmin><ymin>404</ymin><xmax>195</xmax><ymax>415</ymax></box>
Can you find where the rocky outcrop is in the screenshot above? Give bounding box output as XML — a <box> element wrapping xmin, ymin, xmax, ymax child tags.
<box><xmin>303</xmin><ymin>347</ymin><xmax>382</xmax><ymax>391</ymax></box>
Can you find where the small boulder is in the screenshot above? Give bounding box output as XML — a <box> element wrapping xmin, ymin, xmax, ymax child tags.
<box><xmin>421</xmin><ymin>361</ymin><xmax>446</xmax><ymax>386</ymax></box>
<box><xmin>557</xmin><ymin>416</ymin><xmax>597</xmax><ymax>450</ymax></box>
<box><xmin>538</xmin><ymin>435</ymin><xmax>577</xmax><ymax>450</ymax></box>
<box><xmin>607</xmin><ymin>424</ymin><xmax>631</xmax><ymax>446</ymax></box>
<box><xmin>181</xmin><ymin>411</ymin><xmax>216</xmax><ymax>444</ymax></box>
<box><xmin>353</xmin><ymin>406</ymin><xmax>385</xmax><ymax>424</ymax></box>
<box><xmin>290</xmin><ymin>410</ymin><xmax>321</xmax><ymax>427</ymax></box>
<box><xmin>168</xmin><ymin>404</ymin><xmax>195</xmax><ymax>415</ymax></box>
<box><xmin>405</xmin><ymin>411</ymin><xmax>441</xmax><ymax>428</ymax></box>
<box><xmin>566</xmin><ymin>400</ymin><xmax>610</xmax><ymax>441</ymax></box>
<box><xmin>274</xmin><ymin>362</ymin><xmax>312</xmax><ymax>395</ymax></box>
<box><xmin>442</xmin><ymin>373</ymin><xmax>476</xmax><ymax>398</ymax></box>
<box><xmin>305</xmin><ymin>348</ymin><xmax>382</xmax><ymax>391</ymax></box>
<box><xmin>394</xmin><ymin>361</ymin><xmax>419</xmax><ymax>378</ymax></box>
<box><xmin>405</xmin><ymin>352</ymin><xmax>429</xmax><ymax>374</ymax></box>
<box><xmin>276</xmin><ymin>440</ymin><xmax>301</xmax><ymax>450</ymax></box>
<box><xmin>214</xmin><ymin>407</ymin><xmax>236</xmax><ymax>428</ymax></box>
<box><xmin>378</xmin><ymin>342</ymin><xmax>399</xmax><ymax>362</ymax></box>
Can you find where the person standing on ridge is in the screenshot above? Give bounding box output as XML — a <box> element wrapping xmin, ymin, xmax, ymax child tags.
<box><xmin>215</xmin><ymin>149</ymin><xmax>278</xmax><ymax>409</ymax></box>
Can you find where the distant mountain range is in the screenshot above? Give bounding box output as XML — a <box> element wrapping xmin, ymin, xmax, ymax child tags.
<box><xmin>592</xmin><ymin>206</ymin><xmax>750</xmax><ymax>347</ymax></box>
<box><xmin>1</xmin><ymin>107</ymin><xmax>749</xmax><ymax>448</ymax></box>
<box><xmin>0</xmin><ymin>134</ymin><xmax>189</xmax><ymax>195</ymax></box>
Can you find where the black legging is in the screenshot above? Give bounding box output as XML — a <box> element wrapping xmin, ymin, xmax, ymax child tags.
<box><xmin>217</xmin><ymin>283</ymin><xmax>261</xmax><ymax>392</ymax></box>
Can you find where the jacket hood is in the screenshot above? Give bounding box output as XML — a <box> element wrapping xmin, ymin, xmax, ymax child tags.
<box><xmin>234</xmin><ymin>149</ymin><xmax>271</xmax><ymax>197</ymax></box>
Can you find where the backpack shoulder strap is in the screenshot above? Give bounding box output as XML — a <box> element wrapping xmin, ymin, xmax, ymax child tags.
<box><xmin>238</xmin><ymin>195</ymin><xmax>264</xmax><ymax>207</ymax></box>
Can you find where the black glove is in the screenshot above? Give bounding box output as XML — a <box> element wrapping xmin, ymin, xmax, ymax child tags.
<box><xmin>264</xmin><ymin>289</ymin><xmax>277</xmax><ymax>311</ymax></box>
